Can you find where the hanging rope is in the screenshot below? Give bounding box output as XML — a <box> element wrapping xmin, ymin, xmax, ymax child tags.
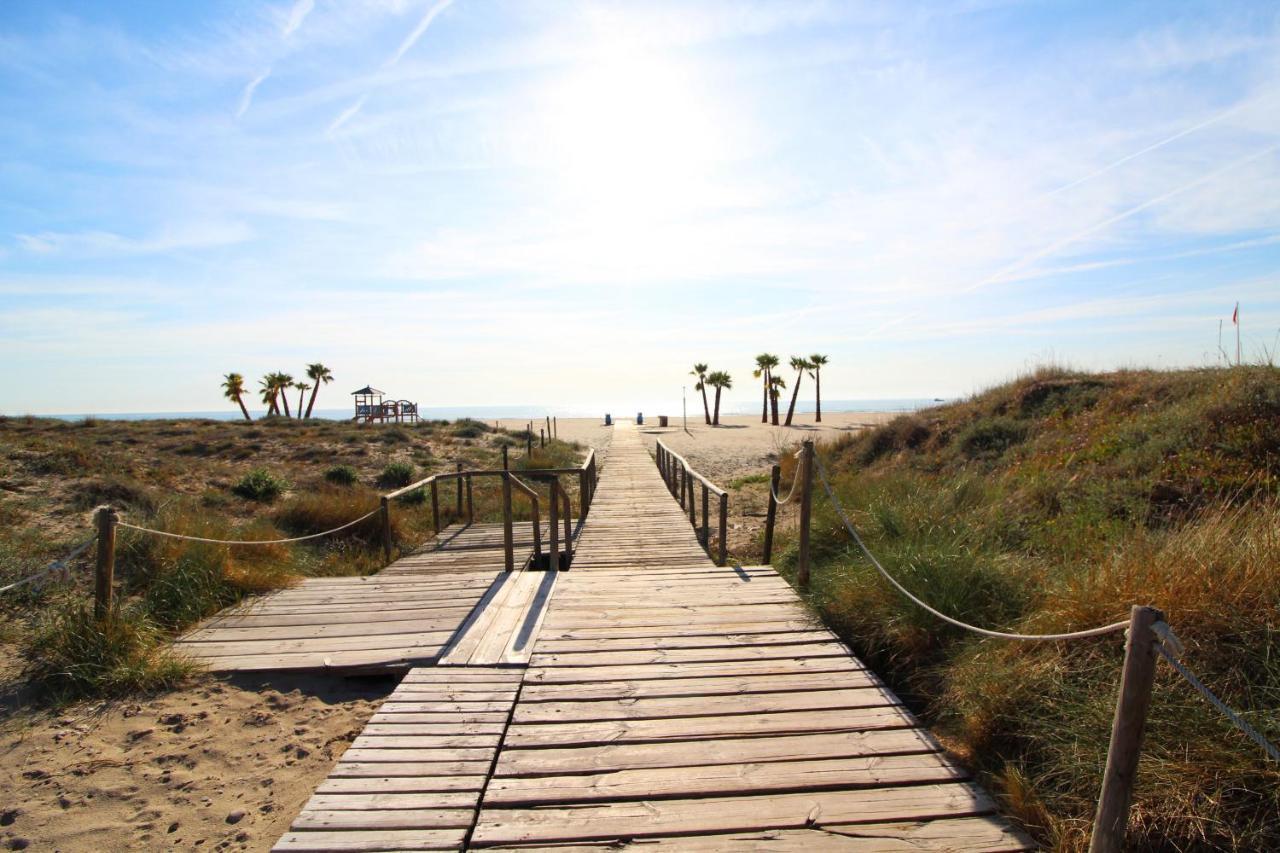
<box><xmin>0</xmin><ymin>537</ymin><xmax>96</xmax><ymax>596</ymax></box>
<box><xmin>1152</xmin><ymin>627</ymin><xmax>1280</xmax><ymax>763</ymax></box>
<box><xmin>770</xmin><ymin>448</ymin><xmax>805</xmax><ymax>505</ymax></box>
<box><xmin>813</xmin><ymin>453</ymin><xmax>1130</xmax><ymax>642</ymax></box>
<box><xmin>117</xmin><ymin>506</ymin><xmax>382</xmax><ymax>546</ymax></box>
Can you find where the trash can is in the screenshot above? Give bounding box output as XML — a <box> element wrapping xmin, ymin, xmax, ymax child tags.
<box><xmin>604</xmin><ymin>413</ymin><xmax>612</xmax><ymax>426</ymax></box>
<box><xmin>658</xmin><ymin>415</ymin><xmax>669</xmax><ymax>427</ymax></box>
<box><xmin>636</xmin><ymin>412</ymin><xmax>644</xmax><ymax>425</ymax></box>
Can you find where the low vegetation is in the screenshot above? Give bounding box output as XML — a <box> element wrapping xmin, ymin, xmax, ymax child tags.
<box><xmin>768</xmin><ymin>366</ymin><xmax>1280</xmax><ymax>850</ymax></box>
<box><xmin>0</xmin><ymin>415</ymin><xmax>587</xmax><ymax>703</ymax></box>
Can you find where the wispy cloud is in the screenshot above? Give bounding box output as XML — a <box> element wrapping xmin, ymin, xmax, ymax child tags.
<box><xmin>14</xmin><ymin>222</ymin><xmax>252</xmax><ymax>256</ymax></box>
<box><xmin>236</xmin><ymin>68</ymin><xmax>271</xmax><ymax>118</ymax></box>
<box><xmin>281</xmin><ymin>0</ymin><xmax>315</xmax><ymax>39</ymax></box>
<box><xmin>325</xmin><ymin>95</ymin><xmax>368</xmax><ymax>135</ymax></box>
<box><xmin>384</xmin><ymin>0</ymin><xmax>454</xmax><ymax>67</ymax></box>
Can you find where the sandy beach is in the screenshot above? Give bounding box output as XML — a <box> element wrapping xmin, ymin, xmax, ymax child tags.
<box><xmin>498</xmin><ymin>412</ymin><xmax>897</xmax><ymax>483</ymax></box>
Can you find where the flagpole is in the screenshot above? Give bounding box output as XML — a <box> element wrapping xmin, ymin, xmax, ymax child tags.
<box><xmin>1237</xmin><ymin>303</ymin><xmax>1242</xmax><ymax>366</ymax></box>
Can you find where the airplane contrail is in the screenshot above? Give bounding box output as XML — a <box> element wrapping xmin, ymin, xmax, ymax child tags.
<box><xmin>861</xmin><ymin>140</ymin><xmax>1280</xmax><ymax>340</ymax></box>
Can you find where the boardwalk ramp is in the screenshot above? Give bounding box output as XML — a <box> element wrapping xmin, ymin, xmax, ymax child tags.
<box><xmin>276</xmin><ymin>423</ymin><xmax>1030</xmax><ymax>850</ymax></box>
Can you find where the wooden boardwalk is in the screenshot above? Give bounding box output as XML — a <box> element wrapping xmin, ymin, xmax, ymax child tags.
<box><xmin>175</xmin><ymin>522</ymin><xmax>542</xmax><ymax>672</ymax></box>
<box><xmin>274</xmin><ymin>422</ymin><xmax>1029</xmax><ymax>850</ymax></box>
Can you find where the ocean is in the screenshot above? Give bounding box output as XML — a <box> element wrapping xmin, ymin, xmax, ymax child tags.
<box><xmin>18</xmin><ymin>399</ymin><xmax>946</xmax><ymax>422</ymax></box>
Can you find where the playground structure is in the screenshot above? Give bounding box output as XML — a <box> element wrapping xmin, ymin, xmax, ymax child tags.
<box><xmin>351</xmin><ymin>385</ymin><xmax>420</xmax><ymax>423</ymax></box>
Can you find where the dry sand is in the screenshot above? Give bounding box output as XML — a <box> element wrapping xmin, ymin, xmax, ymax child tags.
<box><xmin>0</xmin><ymin>672</ymin><xmax>393</xmax><ymax>852</ymax></box>
<box><xmin>497</xmin><ymin>412</ymin><xmax>896</xmax><ymax>482</ymax></box>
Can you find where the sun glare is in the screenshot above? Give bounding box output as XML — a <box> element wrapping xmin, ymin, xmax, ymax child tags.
<box><xmin>541</xmin><ymin>49</ymin><xmax>723</xmax><ymax>228</ymax></box>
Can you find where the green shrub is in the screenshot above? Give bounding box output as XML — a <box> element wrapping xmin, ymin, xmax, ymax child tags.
<box><xmin>956</xmin><ymin>416</ymin><xmax>1028</xmax><ymax>459</ymax></box>
<box><xmin>23</xmin><ymin>599</ymin><xmax>195</xmax><ymax>700</ymax></box>
<box><xmin>324</xmin><ymin>464</ymin><xmax>359</xmax><ymax>486</ymax></box>
<box><xmin>377</xmin><ymin>461</ymin><xmax>414</xmax><ymax>488</ymax></box>
<box><xmin>452</xmin><ymin>418</ymin><xmax>491</xmax><ymax>438</ymax></box>
<box><xmin>232</xmin><ymin>468</ymin><xmax>289</xmax><ymax>501</ymax></box>
<box><xmin>69</xmin><ymin>476</ymin><xmax>156</xmax><ymax>513</ymax></box>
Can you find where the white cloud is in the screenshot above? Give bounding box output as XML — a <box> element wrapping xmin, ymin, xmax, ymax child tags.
<box><xmin>282</xmin><ymin>0</ymin><xmax>315</xmax><ymax>39</ymax></box>
<box><xmin>14</xmin><ymin>222</ymin><xmax>253</xmax><ymax>257</ymax></box>
<box><xmin>236</xmin><ymin>68</ymin><xmax>271</xmax><ymax>118</ymax></box>
<box><xmin>384</xmin><ymin>0</ymin><xmax>454</xmax><ymax>67</ymax></box>
<box><xmin>325</xmin><ymin>95</ymin><xmax>368</xmax><ymax>134</ymax></box>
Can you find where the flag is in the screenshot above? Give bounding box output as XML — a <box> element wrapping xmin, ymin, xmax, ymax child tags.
<box><xmin>1232</xmin><ymin>302</ymin><xmax>1239</xmax><ymax>325</ymax></box>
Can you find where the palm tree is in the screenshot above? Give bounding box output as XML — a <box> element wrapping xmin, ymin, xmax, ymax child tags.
<box><xmin>222</xmin><ymin>373</ymin><xmax>252</xmax><ymax>421</ymax></box>
<box><xmin>784</xmin><ymin>356</ymin><xmax>813</xmax><ymax>426</ymax></box>
<box><xmin>275</xmin><ymin>372</ymin><xmax>295</xmax><ymax>417</ymax></box>
<box><xmin>690</xmin><ymin>363</ymin><xmax>711</xmax><ymax>425</ymax></box>
<box><xmin>769</xmin><ymin>374</ymin><xmax>786</xmax><ymax>425</ymax></box>
<box><xmin>304</xmin><ymin>363</ymin><xmax>334</xmax><ymax>418</ymax></box>
<box><xmin>809</xmin><ymin>354</ymin><xmax>829</xmax><ymax>422</ymax></box>
<box><xmin>707</xmin><ymin>371</ymin><xmax>732</xmax><ymax>425</ymax></box>
<box><xmin>259</xmin><ymin>375</ymin><xmax>279</xmax><ymax>415</ymax></box>
<box><xmin>295</xmin><ymin>382</ymin><xmax>311</xmax><ymax>419</ymax></box>
<box><xmin>753</xmin><ymin>353</ymin><xmax>779</xmax><ymax>423</ymax></box>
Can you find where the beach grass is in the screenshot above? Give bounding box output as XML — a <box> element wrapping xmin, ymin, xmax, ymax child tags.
<box><xmin>767</xmin><ymin>365</ymin><xmax>1280</xmax><ymax>850</ymax></box>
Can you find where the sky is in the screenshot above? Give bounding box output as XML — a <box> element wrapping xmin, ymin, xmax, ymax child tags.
<box><xmin>1</xmin><ymin>0</ymin><xmax>1278</xmax><ymax>415</ymax></box>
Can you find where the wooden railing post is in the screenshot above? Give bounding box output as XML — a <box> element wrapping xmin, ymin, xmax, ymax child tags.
<box><xmin>540</xmin><ymin>428</ymin><xmax>545</xmax><ymax>447</ymax></box>
<box><xmin>430</xmin><ymin>480</ymin><xmax>440</xmax><ymax>535</ymax></box>
<box><xmin>93</xmin><ymin>505</ymin><xmax>118</xmax><ymax>620</ymax></box>
<box><xmin>763</xmin><ymin>464</ymin><xmax>780</xmax><ymax>564</ymax></box>
<box><xmin>701</xmin><ymin>483</ymin><xmax>709</xmax><ymax>548</ymax></box>
<box><xmin>465</xmin><ymin>474</ymin><xmax>474</xmax><ymax>524</ymax></box>
<box><xmin>718</xmin><ymin>492</ymin><xmax>728</xmax><ymax>567</ymax></box>
<box><xmin>455</xmin><ymin>462</ymin><xmax>463</xmax><ymax>517</ymax></box>
<box><xmin>797</xmin><ymin>440</ymin><xmax>814</xmax><ymax>588</ymax></box>
<box><xmin>549</xmin><ymin>477</ymin><xmax>560</xmax><ymax>571</ymax></box>
<box><xmin>687</xmin><ymin>473</ymin><xmax>696</xmax><ymax>527</ymax></box>
<box><xmin>502</xmin><ymin>444</ymin><xmax>509</xmax><ymax>470</ymax></box>
<box><xmin>579</xmin><ymin>468</ymin><xmax>589</xmax><ymax>522</ymax></box>
<box><xmin>502</xmin><ymin>472</ymin><xmax>515</xmax><ymax>572</ymax></box>
<box><xmin>1090</xmin><ymin>605</ymin><xmax>1164</xmax><ymax>853</ymax></box>
<box><xmin>379</xmin><ymin>496</ymin><xmax>392</xmax><ymax>565</ymax></box>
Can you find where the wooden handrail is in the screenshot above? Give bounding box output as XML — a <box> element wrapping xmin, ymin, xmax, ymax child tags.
<box><xmin>503</xmin><ymin>471</ymin><xmax>542</xmax><ymax>572</ymax></box>
<box><xmin>654</xmin><ymin>441</ymin><xmax>729</xmax><ymax>565</ymax></box>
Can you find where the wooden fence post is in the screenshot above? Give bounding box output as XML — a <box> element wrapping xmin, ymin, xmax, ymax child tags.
<box><xmin>502</xmin><ymin>444</ymin><xmax>509</xmax><ymax>470</ymax></box>
<box><xmin>553</xmin><ymin>416</ymin><xmax>557</xmax><ymax>439</ymax></box>
<box><xmin>718</xmin><ymin>492</ymin><xmax>728</xmax><ymax>567</ymax></box>
<box><xmin>579</xmin><ymin>468</ymin><xmax>589</xmax><ymax>522</ymax></box>
<box><xmin>687</xmin><ymin>474</ymin><xmax>696</xmax><ymax>527</ymax></box>
<box><xmin>94</xmin><ymin>505</ymin><xmax>117</xmax><ymax>620</ymax></box>
<box><xmin>455</xmin><ymin>462</ymin><xmax>463</xmax><ymax>517</ymax></box>
<box><xmin>701</xmin><ymin>483</ymin><xmax>709</xmax><ymax>548</ymax></box>
<box><xmin>540</xmin><ymin>428</ymin><xmax>545</xmax><ymax>448</ymax></box>
<box><xmin>379</xmin><ymin>496</ymin><xmax>392</xmax><ymax>564</ymax></box>
<box><xmin>797</xmin><ymin>440</ymin><xmax>814</xmax><ymax>588</ymax></box>
<box><xmin>549</xmin><ymin>477</ymin><xmax>560</xmax><ymax>572</ymax></box>
<box><xmin>430</xmin><ymin>480</ymin><xmax>440</xmax><ymax>535</ymax></box>
<box><xmin>526</xmin><ymin>431</ymin><xmax>532</xmax><ymax>456</ymax></box>
<box><xmin>763</xmin><ymin>464</ymin><xmax>780</xmax><ymax>564</ymax></box>
<box><xmin>465</xmin><ymin>474</ymin><xmax>474</xmax><ymax>524</ymax></box>
<box><xmin>502</xmin><ymin>473</ymin><xmax>515</xmax><ymax>572</ymax></box>
<box><xmin>1090</xmin><ymin>605</ymin><xmax>1164</xmax><ymax>853</ymax></box>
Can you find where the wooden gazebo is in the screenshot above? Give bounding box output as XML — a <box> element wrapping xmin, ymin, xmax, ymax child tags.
<box><xmin>352</xmin><ymin>386</ymin><xmax>419</xmax><ymax>423</ymax></box>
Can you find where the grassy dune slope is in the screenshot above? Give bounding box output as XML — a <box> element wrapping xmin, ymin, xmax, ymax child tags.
<box><xmin>0</xmin><ymin>415</ymin><xmax>581</xmax><ymax>701</ymax></box>
<box><xmin>774</xmin><ymin>366</ymin><xmax>1280</xmax><ymax>851</ymax></box>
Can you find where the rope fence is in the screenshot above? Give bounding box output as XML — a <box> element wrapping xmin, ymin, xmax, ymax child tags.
<box><xmin>116</xmin><ymin>506</ymin><xmax>383</xmax><ymax>546</ymax></box>
<box><xmin>0</xmin><ymin>536</ymin><xmax>96</xmax><ymax>596</ymax></box>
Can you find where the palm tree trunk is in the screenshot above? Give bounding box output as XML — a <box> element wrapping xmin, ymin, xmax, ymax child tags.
<box><xmin>305</xmin><ymin>385</ymin><xmax>320</xmax><ymax>419</ymax></box>
<box><xmin>297</xmin><ymin>388</ymin><xmax>305</xmax><ymax>418</ymax></box>
<box><xmin>713</xmin><ymin>387</ymin><xmax>722</xmax><ymax>426</ymax></box>
<box><xmin>785</xmin><ymin>371</ymin><xmax>803</xmax><ymax>426</ymax></box>
<box><xmin>770</xmin><ymin>388</ymin><xmax>780</xmax><ymax>425</ymax></box>
<box><xmin>700</xmin><ymin>385</ymin><xmax>711</xmax><ymax>425</ymax></box>
<box><xmin>761</xmin><ymin>370</ymin><xmax>769</xmax><ymax>423</ymax></box>
<box><xmin>236</xmin><ymin>396</ymin><xmax>252</xmax><ymax>421</ymax></box>
<box><xmin>268</xmin><ymin>392</ymin><xmax>279</xmax><ymax>416</ymax></box>
<box><xmin>815</xmin><ymin>369</ymin><xmax>822</xmax><ymax>422</ymax></box>
<box><xmin>281</xmin><ymin>390</ymin><xmax>292</xmax><ymax>418</ymax></box>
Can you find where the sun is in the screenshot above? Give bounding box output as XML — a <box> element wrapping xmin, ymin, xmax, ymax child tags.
<box><xmin>540</xmin><ymin>48</ymin><xmax>723</xmax><ymax>228</ymax></box>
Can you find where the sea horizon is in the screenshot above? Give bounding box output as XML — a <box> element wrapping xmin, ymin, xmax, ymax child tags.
<box><xmin>8</xmin><ymin>398</ymin><xmax>946</xmax><ymax>423</ymax></box>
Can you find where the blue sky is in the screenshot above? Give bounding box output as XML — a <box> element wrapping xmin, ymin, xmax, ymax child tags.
<box><xmin>1</xmin><ymin>0</ymin><xmax>1278</xmax><ymax>415</ymax></box>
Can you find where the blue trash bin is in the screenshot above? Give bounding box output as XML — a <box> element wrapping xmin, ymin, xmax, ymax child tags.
<box><xmin>636</xmin><ymin>412</ymin><xmax>644</xmax><ymax>425</ymax></box>
<box><xmin>604</xmin><ymin>414</ymin><xmax>612</xmax><ymax>426</ymax></box>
